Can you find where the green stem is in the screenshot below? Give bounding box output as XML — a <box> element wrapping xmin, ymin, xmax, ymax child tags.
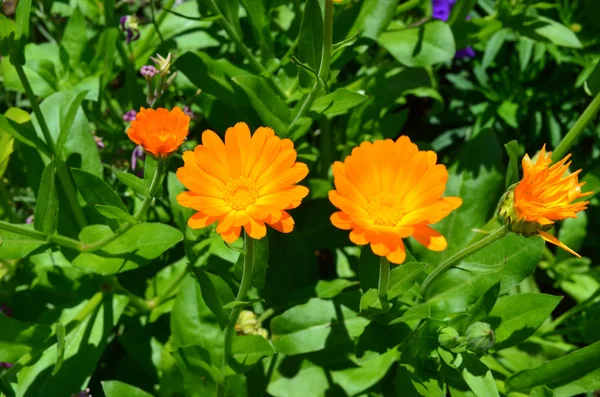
<box><xmin>289</xmin><ymin>0</ymin><xmax>334</xmax><ymax>128</ymax></box>
<box><xmin>420</xmin><ymin>226</ymin><xmax>510</xmax><ymax>295</ymax></box>
<box><xmin>397</xmin><ymin>0</ymin><xmax>423</xmax><ymax>15</ymax></box>
<box><xmin>217</xmin><ymin>234</ymin><xmax>256</xmax><ymax>397</ymax></box>
<box><xmin>133</xmin><ymin>0</ymin><xmax>175</xmax><ymax>59</ymax></box>
<box><xmin>205</xmin><ymin>0</ymin><xmax>287</xmax><ymax>99</ymax></box>
<box><xmin>378</xmin><ymin>256</ymin><xmax>390</xmax><ymax>308</ymax></box>
<box><xmin>14</xmin><ymin>61</ymin><xmax>88</xmax><ymax>229</ymax></box>
<box><xmin>150</xmin><ymin>265</ymin><xmax>189</xmax><ymax>308</ymax></box>
<box><xmin>13</xmin><ymin>62</ymin><xmax>55</xmax><ymax>153</ymax></box>
<box><xmin>108</xmin><ymin>277</ymin><xmax>151</xmax><ymax>312</ymax></box>
<box><xmin>0</xmin><ymin>220</ymin><xmax>84</xmax><ymax>251</ymax></box>
<box><xmin>552</xmin><ymin>90</ymin><xmax>600</xmax><ymax>162</ymax></box>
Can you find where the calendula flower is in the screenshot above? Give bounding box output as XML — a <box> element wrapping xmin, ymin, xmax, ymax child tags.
<box><xmin>176</xmin><ymin>122</ymin><xmax>309</xmax><ymax>242</ymax></box>
<box><xmin>329</xmin><ymin>137</ymin><xmax>462</xmax><ymax>264</ymax></box>
<box><xmin>498</xmin><ymin>145</ymin><xmax>590</xmax><ymax>257</ymax></box>
<box><xmin>127</xmin><ymin>107</ymin><xmax>190</xmax><ymax>158</ymax></box>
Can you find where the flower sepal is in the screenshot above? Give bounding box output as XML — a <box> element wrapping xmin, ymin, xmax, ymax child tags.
<box><xmin>497</xmin><ymin>184</ymin><xmax>550</xmax><ymax>237</ymax></box>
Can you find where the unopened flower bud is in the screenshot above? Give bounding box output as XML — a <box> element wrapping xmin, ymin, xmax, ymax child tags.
<box><xmin>151</xmin><ymin>52</ymin><xmax>172</xmax><ymax>77</ymax></box>
<box><xmin>497</xmin><ymin>184</ymin><xmax>543</xmax><ymax>237</ymax></box>
<box><xmin>140</xmin><ymin>65</ymin><xmax>158</xmax><ymax>78</ymax></box>
<box><xmin>119</xmin><ymin>16</ymin><xmax>140</xmax><ymax>44</ymax></box>
<box><xmin>465</xmin><ymin>322</ymin><xmax>495</xmax><ymax>353</ymax></box>
<box><xmin>438</xmin><ymin>326</ymin><xmax>460</xmax><ymax>349</ymax></box>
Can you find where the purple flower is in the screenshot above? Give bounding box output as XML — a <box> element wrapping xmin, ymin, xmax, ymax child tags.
<box><xmin>131</xmin><ymin>145</ymin><xmax>145</xmax><ymax>171</ymax></box>
<box><xmin>455</xmin><ymin>46</ymin><xmax>476</xmax><ymax>59</ymax></box>
<box><xmin>140</xmin><ymin>65</ymin><xmax>158</xmax><ymax>78</ymax></box>
<box><xmin>123</xmin><ymin>110</ymin><xmax>137</xmax><ymax>122</ymax></box>
<box><xmin>25</xmin><ymin>215</ymin><xmax>34</xmax><ymax>224</ymax></box>
<box><xmin>183</xmin><ymin>105</ymin><xmax>195</xmax><ymax>119</ymax></box>
<box><xmin>119</xmin><ymin>16</ymin><xmax>140</xmax><ymax>44</ymax></box>
<box><xmin>94</xmin><ymin>135</ymin><xmax>105</xmax><ymax>149</ymax></box>
<box><xmin>0</xmin><ymin>362</ymin><xmax>12</xmax><ymax>369</ymax></box>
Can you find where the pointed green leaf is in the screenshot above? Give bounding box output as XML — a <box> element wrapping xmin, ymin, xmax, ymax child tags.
<box><xmin>34</xmin><ymin>159</ymin><xmax>59</xmax><ymax>234</ymax></box>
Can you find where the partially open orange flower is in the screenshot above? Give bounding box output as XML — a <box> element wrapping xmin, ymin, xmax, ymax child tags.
<box><xmin>127</xmin><ymin>107</ymin><xmax>189</xmax><ymax>157</ymax></box>
<box><xmin>501</xmin><ymin>145</ymin><xmax>590</xmax><ymax>257</ymax></box>
<box><xmin>176</xmin><ymin>122</ymin><xmax>309</xmax><ymax>243</ymax></box>
<box><xmin>329</xmin><ymin>137</ymin><xmax>462</xmax><ymax>264</ymax></box>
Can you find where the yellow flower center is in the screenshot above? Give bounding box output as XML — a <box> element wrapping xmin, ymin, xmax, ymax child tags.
<box><xmin>224</xmin><ymin>177</ymin><xmax>259</xmax><ymax>210</ymax></box>
<box><xmin>367</xmin><ymin>192</ymin><xmax>406</xmax><ymax>226</ymax></box>
<box><xmin>156</xmin><ymin>130</ymin><xmax>171</xmax><ymax>141</ymax></box>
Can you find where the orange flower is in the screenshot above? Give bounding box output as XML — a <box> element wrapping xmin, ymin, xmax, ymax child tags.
<box><xmin>505</xmin><ymin>145</ymin><xmax>590</xmax><ymax>257</ymax></box>
<box><xmin>329</xmin><ymin>137</ymin><xmax>462</xmax><ymax>264</ymax></box>
<box><xmin>176</xmin><ymin>122</ymin><xmax>309</xmax><ymax>243</ymax></box>
<box><xmin>127</xmin><ymin>107</ymin><xmax>189</xmax><ymax>157</ymax></box>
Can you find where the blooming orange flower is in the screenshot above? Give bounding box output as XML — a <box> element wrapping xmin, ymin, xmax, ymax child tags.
<box><xmin>329</xmin><ymin>137</ymin><xmax>462</xmax><ymax>264</ymax></box>
<box><xmin>176</xmin><ymin>122</ymin><xmax>309</xmax><ymax>243</ymax></box>
<box><xmin>510</xmin><ymin>145</ymin><xmax>590</xmax><ymax>257</ymax></box>
<box><xmin>127</xmin><ymin>107</ymin><xmax>189</xmax><ymax>157</ymax></box>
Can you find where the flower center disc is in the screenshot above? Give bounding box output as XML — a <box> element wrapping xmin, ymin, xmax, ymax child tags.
<box><xmin>367</xmin><ymin>192</ymin><xmax>406</xmax><ymax>227</ymax></box>
<box><xmin>156</xmin><ymin>130</ymin><xmax>170</xmax><ymax>141</ymax></box>
<box><xmin>225</xmin><ymin>177</ymin><xmax>259</xmax><ymax>210</ymax></box>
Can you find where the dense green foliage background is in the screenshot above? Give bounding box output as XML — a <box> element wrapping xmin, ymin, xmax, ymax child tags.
<box><xmin>1</xmin><ymin>0</ymin><xmax>600</xmax><ymax>396</ymax></box>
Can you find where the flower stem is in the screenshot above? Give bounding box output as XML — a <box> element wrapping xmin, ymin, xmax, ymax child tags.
<box><xmin>552</xmin><ymin>90</ymin><xmax>600</xmax><ymax>162</ymax></box>
<box><xmin>289</xmin><ymin>0</ymin><xmax>334</xmax><ymax>129</ymax></box>
<box><xmin>14</xmin><ymin>61</ymin><xmax>88</xmax><ymax>229</ymax></box>
<box><xmin>217</xmin><ymin>234</ymin><xmax>256</xmax><ymax>397</ymax></box>
<box><xmin>420</xmin><ymin>225</ymin><xmax>510</xmax><ymax>295</ymax></box>
<box><xmin>378</xmin><ymin>256</ymin><xmax>390</xmax><ymax>309</ymax></box>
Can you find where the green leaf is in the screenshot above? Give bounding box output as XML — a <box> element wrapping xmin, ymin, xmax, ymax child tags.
<box><xmin>481</xmin><ymin>30</ymin><xmax>506</xmax><ymax>70</ymax></box>
<box><xmin>488</xmin><ymin>293</ymin><xmax>561</xmax><ymax>350</ymax></box>
<box><xmin>195</xmin><ymin>270</ymin><xmax>234</xmax><ymax>329</ymax></box>
<box><xmin>51</xmin><ymin>322</ymin><xmax>65</xmax><ymax>376</ymax></box>
<box><xmin>297</xmin><ymin>0</ymin><xmax>323</xmax><ymax>88</ymax></box>
<box><xmin>34</xmin><ymin>159</ymin><xmax>59</xmax><ymax>234</ymax></box>
<box><xmin>0</xmin><ymin>110</ymin><xmax>50</xmax><ymax>157</ymax></box>
<box><xmin>359</xmin><ymin>288</ymin><xmax>388</xmax><ymax>316</ymax></box>
<box><xmin>38</xmin><ymin>90</ymin><xmax>102</xmax><ymax>175</ymax></box>
<box><xmin>240</xmin><ymin>0</ymin><xmax>273</xmax><ymax>60</ymax></box>
<box><xmin>310</xmin><ymin>88</ymin><xmax>368</xmax><ymax>118</ymax></box>
<box><xmin>114</xmin><ymin>171</ymin><xmax>150</xmax><ymax>197</ymax></box>
<box><xmin>378</xmin><ymin>21</ymin><xmax>456</xmax><ymax>67</ymax></box>
<box><xmin>72</xmin><ymin>168</ymin><xmax>128</xmax><ymax>216</ymax></box>
<box><xmin>580</xmin><ymin>166</ymin><xmax>600</xmax><ymax>199</ymax></box>
<box><xmin>504</xmin><ymin>140</ymin><xmax>521</xmax><ymax>189</ymax></box>
<box><xmin>71</xmin><ymin>223</ymin><xmax>183</xmax><ymax>274</ymax></box>
<box><xmin>16</xmin><ymin>295</ymin><xmax>129</xmax><ymax>397</ymax></box>
<box><xmin>60</xmin><ymin>7</ymin><xmax>86</xmax><ymax>67</ymax></box>
<box><xmin>530</xmin><ymin>386</ymin><xmax>556</xmax><ymax>397</ymax></box>
<box><xmin>388</xmin><ymin>262</ymin><xmax>427</xmax><ymax>300</ymax></box>
<box><xmin>585</xmin><ymin>60</ymin><xmax>600</xmax><ymax>96</ymax></box>
<box><xmin>556</xmin><ymin>213</ymin><xmax>587</xmax><ymax>262</ymax></box>
<box><xmin>330</xmin><ymin>348</ymin><xmax>399</xmax><ymax>395</ymax></box>
<box><xmin>0</xmin><ymin>224</ymin><xmax>46</xmax><ymax>260</ymax></box>
<box><xmin>506</xmin><ymin>341</ymin><xmax>600</xmax><ymax>395</ymax></box>
<box><xmin>94</xmin><ymin>204</ymin><xmax>138</xmax><ymax>225</ymax></box>
<box><xmin>231</xmin><ymin>335</ymin><xmax>275</xmax><ymax>371</ymax></box>
<box><xmin>459</xmin><ymin>233</ymin><xmax>544</xmax><ymax>294</ymax></box>
<box><xmin>270</xmin><ymin>296</ymin><xmax>370</xmax><ymax>355</ymax></box>
<box><xmin>102</xmin><ymin>381</ymin><xmax>154</xmax><ymax>397</ymax></box>
<box><xmin>354</xmin><ymin>0</ymin><xmax>397</xmax><ymax>40</ymax></box>
<box><xmin>222</xmin><ymin>299</ymin><xmax>263</xmax><ymax>310</ymax></box>
<box><xmin>233</xmin><ymin>236</ymin><xmax>269</xmax><ymax>289</ymax></box>
<box><xmin>0</xmin><ymin>315</ymin><xmax>52</xmax><ymax>363</ymax></box>
<box><xmin>395</xmin><ymin>359</ymin><xmax>445</xmax><ymax>396</ymax></box>
<box><xmin>55</xmin><ymin>90</ymin><xmax>88</xmax><ymax>156</ymax></box>
<box><xmin>0</xmin><ymin>126</ymin><xmax>14</xmax><ymax>179</ymax></box>
<box><xmin>460</xmin><ymin>352</ymin><xmax>500</xmax><ymax>397</ymax></box>
<box><xmin>315</xmin><ymin>279</ymin><xmax>358</xmax><ymax>299</ymax></box>
<box><xmin>359</xmin><ymin>245</ymin><xmax>380</xmax><ymax>293</ymax></box>
<box><xmin>519</xmin><ymin>16</ymin><xmax>582</xmax><ymax>48</ymax></box>
<box><xmin>232</xmin><ymin>75</ymin><xmax>291</xmax><ymax>136</ymax></box>
<box><xmin>15</xmin><ymin>0</ymin><xmax>31</xmax><ymax>39</ymax></box>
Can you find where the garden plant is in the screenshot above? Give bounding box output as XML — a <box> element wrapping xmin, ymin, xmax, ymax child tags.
<box><xmin>1</xmin><ymin>0</ymin><xmax>600</xmax><ymax>396</ymax></box>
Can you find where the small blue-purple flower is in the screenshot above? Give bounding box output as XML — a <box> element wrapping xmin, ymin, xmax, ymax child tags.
<box><xmin>183</xmin><ymin>105</ymin><xmax>195</xmax><ymax>120</ymax></box>
<box><xmin>140</xmin><ymin>65</ymin><xmax>158</xmax><ymax>78</ymax></box>
<box><xmin>123</xmin><ymin>110</ymin><xmax>137</xmax><ymax>123</ymax></box>
<box><xmin>131</xmin><ymin>145</ymin><xmax>145</xmax><ymax>171</ymax></box>
<box><xmin>431</xmin><ymin>0</ymin><xmax>475</xmax><ymax>59</ymax></box>
<box><xmin>119</xmin><ymin>16</ymin><xmax>140</xmax><ymax>44</ymax></box>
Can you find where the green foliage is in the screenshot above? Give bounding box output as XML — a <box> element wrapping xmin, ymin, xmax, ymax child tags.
<box><xmin>1</xmin><ymin>0</ymin><xmax>599</xmax><ymax>396</ymax></box>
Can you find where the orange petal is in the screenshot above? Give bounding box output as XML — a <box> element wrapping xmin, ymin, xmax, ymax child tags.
<box><xmin>538</xmin><ymin>230</ymin><xmax>581</xmax><ymax>258</ymax></box>
<box><xmin>349</xmin><ymin>228</ymin><xmax>368</xmax><ymax>245</ymax></box>
<box><xmin>221</xmin><ymin>226</ymin><xmax>241</xmax><ymax>243</ymax></box>
<box><xmin>412</xmin><ymin>225</ymin><xmax>447</xmax><ymax>252</ymax></box>
<box><xmin>331</xmin><ymin>211</ymin><xmax>353</xmax><ymax>230</ymax></box>
<box><xmin>216</xmin><ymin>211</ymin><xmax>237</xmax><ymax>233</ymax></box>
<box><xmin>244</xmin><ymin>217</ymin><xmax>267</xmax><ymax>239</ymax></box>
<box><xmin>270</xmin><ymin>211</ymin><xmax>294</xmax><ymax>233</ymax></box>
<box><xmin>386</xmin><ymin>239</ymin><xmax>406</xmax><ymax>264</ymax></box>
<box><xmin>188</xmin><ymin>212</ymin><xmax>220</xmax><ymax>229</ymax></box>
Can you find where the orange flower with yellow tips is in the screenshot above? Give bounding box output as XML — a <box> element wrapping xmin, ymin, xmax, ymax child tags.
<box><xmin>127</xmin><ymin>107</ymin><xmax>190</xmax><ymax>157</ymax></box>
<box><xmin>176</xmin><ymin>122</ymin><xmax>309</xmax><ymax>243</ymax></box>
<box><xmin>329</xmin><ymin>137</ymin><xmax>462</xmax><ymax>264</ymax></box>
<box><xmin>498</xmin><ymin>145</ymin><xmax>590</xmax><ymax>257</ymax></box>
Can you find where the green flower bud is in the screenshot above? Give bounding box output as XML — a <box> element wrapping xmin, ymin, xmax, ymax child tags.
<box><xmin>438</xmin><ymin>326</ymin><xmax>461</xmax><ymax>349</ymax></box>
<box><xmin>465</xmin><ymin>322</ymin><xmax>495</xmax><ymax>353</ymax></box>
